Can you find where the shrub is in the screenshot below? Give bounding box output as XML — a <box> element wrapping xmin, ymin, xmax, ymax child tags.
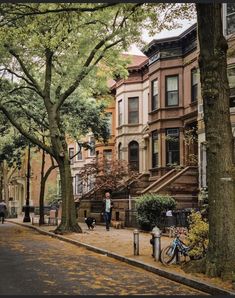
<box><xmin>185</xmin><ymin>210</ymin><xmax>209</xmax><ymax>259</ymax></box>
<box><xmin>135</xmin><ymin>193</ymin><xmax>176</xmax><ymax>231</ymax></box>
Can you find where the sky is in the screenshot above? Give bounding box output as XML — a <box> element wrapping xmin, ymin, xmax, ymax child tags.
<box><xmin>127</xmin><ymin>19</ymin><xmax>196</xmax><ymax>56</ymax></box>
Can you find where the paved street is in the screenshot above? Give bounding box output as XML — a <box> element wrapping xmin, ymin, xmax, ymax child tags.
<box><xmin>0</xmin><ymin>223</ymin><xmax>207</xmax><ymax>295</ymax></box>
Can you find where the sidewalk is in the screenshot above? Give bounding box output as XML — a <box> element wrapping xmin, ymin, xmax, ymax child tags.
<box><xmin>6</xmin><ymin>216</ymin><xmax>235</xmax><ymax>295</ymax></box>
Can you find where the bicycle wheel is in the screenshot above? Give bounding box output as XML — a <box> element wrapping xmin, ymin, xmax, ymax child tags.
<box><xmin>160</xmin><ymin>245</ymin><xmax>176</xmax><ymax>265</ymax></box>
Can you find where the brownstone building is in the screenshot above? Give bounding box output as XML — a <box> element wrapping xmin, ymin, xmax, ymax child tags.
<box><xmin>139</xmin><ymin>23</ymin><xmax>199</xmax><ymax>208</ymax></box>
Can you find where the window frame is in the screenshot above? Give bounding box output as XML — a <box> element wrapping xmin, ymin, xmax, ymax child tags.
<box><xmin>118</xmin><ymin>143</ymin><xmax>122</xmax><ymax>160</ymax></box>
<box><xmin>88</xmin><ymin>136</ymin><xmax>96</xmax><ymax>157</ymax></box>
<box><xmin>128</xmin><ymin>97</ymin><xmax>139</xmax><ymax>124</ymax></box>
<box><xmin>76</xmin><ymin>143</ymin><xmax>83</xmax><ymax>161</ymax></box>
<box><xmin>118</xmin><ymin>100</ymin><xmax>123</xmax><ymax>126</ymax></box>
<box><xmin>69</xmin><ymin>147</ymin><xmax>75</xmax><ymax>164</ymax></box>
<box><xmin>226</xmin><ymin>3</ymin><xmax>235</xmax><ymax>35</ymax></box>
<box><xmin>103</xmin><ymin>149</ymin><xmax>112</xmax><ymax>172</ymax></box>
<box><xmin>166</xmin><ymin>128</ymin><xmax>180</xmax><ymax>166</ymax></box>
<box><xmin>106</xmin><ymin>112</ymin><xmax>113</xmax><ymax>135</ymax></box>
<box><xmin>75</xmin><ymin>174</ymin><xmax>83</xmax><ymax>195</ymax></box>
<box><xmin>165</xmin><ymin>75</ymin><xmax>179</xmax><ymax>107</ymax></box>
<box><xmin>152</xmin><ymin>130</ymin><xmax>159</xmax><ymax>168</ymax></box>
<box><xmin>191</xmin><ymin>68</ymin><xmax>198</xmax><ymax>103</ymax></box>
<box><xmin>151</xmin><ymin>79</ymin><xmax>158</xmax><ymax>111</ymax></box>
<box><xmin>128</xmin><ymin>141</ymin><xmax>139</xmax><ymax>172</ymax></box>
<box><xmin>228</xmin><ymin>65</ymin><xmax>235</xmax><ymax>108</ymax></box>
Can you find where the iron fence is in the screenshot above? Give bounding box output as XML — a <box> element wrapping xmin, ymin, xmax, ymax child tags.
<box><xmin>124</xmin><ymin>210</ymin><xmax>139</xmax><ymax>228</ymax></box>
<box><xmin>124</xmin><ymin>209</ymin><xmax>193</xmax><ymax>230</ymax></box>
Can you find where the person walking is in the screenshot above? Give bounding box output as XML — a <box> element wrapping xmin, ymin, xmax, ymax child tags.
<box><xmin>0</xmin><ymin>201</ymin><xmax>7</xmax><ymax>224</ymax></box>
<box><xmin>102</xmin><ymin>191</ymin><xmax>113</xmax><ymax>231</ymax></box>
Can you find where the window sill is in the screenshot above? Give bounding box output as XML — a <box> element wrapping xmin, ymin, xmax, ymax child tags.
<box><xmin>149</xmin><ymin>106</ymin><xmax>183</xmax><ymax>114</ymax></box>
<box><xmin>117</xmin><ymin>124</ymin><xmax>140</xmax><ymax>128</ymax></box>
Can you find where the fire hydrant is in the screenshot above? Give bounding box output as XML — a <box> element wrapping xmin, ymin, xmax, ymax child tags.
<box><xmin>150</xmin><ymin>226</ymin><xmax>161</xmax><ymax>261</ymax></box>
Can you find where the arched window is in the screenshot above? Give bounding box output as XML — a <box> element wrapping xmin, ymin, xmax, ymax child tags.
<box><xmin>128</xmin><ymin>141</ymin><xmax>139</xmax><ymax>172</ymax></box>
<box><xmin>118</xmin><ymin>143</ymin><xmax>122</xmax><ymax>160</ymax></box>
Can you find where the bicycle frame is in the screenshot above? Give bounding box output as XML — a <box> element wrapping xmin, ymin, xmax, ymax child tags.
<box><xmin>171</xmin><ymin>235</ymin><xmax>189</xmax><ymax>257</ymax></box>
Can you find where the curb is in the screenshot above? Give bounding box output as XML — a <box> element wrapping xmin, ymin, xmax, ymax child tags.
<box><xmin>7</xmin><ymin>220</ymin><xmax>235</xmax><ymax>296</ymax></box>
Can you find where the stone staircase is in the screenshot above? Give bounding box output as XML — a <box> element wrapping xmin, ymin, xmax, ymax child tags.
<box><xmin>79</xmin><ymin>166</ymin><xmax>199</xmax><ymax>211</ymax></box>
<box><xmin>130</xmin><ymin>166</ymin><xmax>199</xmax><ymax>208</ymax></box>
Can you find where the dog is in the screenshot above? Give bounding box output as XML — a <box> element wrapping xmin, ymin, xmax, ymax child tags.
<box><xmin>111</xmin><ymin>220</ymin><xmax>124</xmax><ymax>229</ymax></box>
<box><xmin>85</xmin><ymin>217</ymin><xmax>96</xmax><ymax>230</ymax></box>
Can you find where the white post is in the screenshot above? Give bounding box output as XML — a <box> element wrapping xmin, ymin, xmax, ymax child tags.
<box><xmin>133</xmin><ymin>229</ymin><xmax>139</xmax><ymax>255</ymax></box>
<box><xmin>128</xmin><ymin>193</ymin><xmax>131</xmax><ymax>210</ymax></box>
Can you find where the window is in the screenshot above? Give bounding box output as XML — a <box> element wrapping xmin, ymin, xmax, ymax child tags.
<box><xmin>151</xmin><ymin>79</ymin><xmax>158</xmax><ymax>110</ymax></box>
<box><xmin>118</xmin><ymin>100</ymin><xmax>123</xmax><ymax>126</ymax></box>
<box><xmin>228</xmin><ymin>66</ymin><xmax>235</xmax><ymax>107</ymax></box>
<box><xmin>69</xmin><ymin>148</ymin><xmax>75</xmax><ymax>164</ymax></box>
<box><xmin>75</xmin><ymin>174</ymin><xmax>83</xmax><ymax>195</ymax></box>
<box><xmin>118</xmin><ymin>143</ymin><xmax>122</xmax><ymax>160</ymax></box>
<box><xmin>77</xmin><ymin>150</ymin><xmax>82</xmax><ymax>161</ymax></box>
<box><xmin>76</xmin><ymin>144</ymin><xmax>83</xmax><ymax>161</ymax></box>
<box><xmin>166</xmin><ymin>128</ymin><xmax>180</xmax><ymax>165</ymax></box>
<box><xmin>128</xmin><ymin>97</ymin><xmax>139</xmax><ymax>124</ymax></box>
<box><xmin>166</xmin><ymin>75</ymin><xmax>179</xmax><ymax>106</ymax></box>
<box><xmin>89</xmin><ymin>136</ymin><xmax>96</xmax><ymax>157</ymax></box>
<box><xmin>128</xmin><ymin>141</ymin><xmax>139</xmax><ymax>171</ymax></box>
<box><xmin>103</xmin><ymin>149</ymin><xmax>112</xmax><ymax>172</ymax></box>
<box><xmin>226</xmin><ymin>4</ymin><xmax>235</xmax><ymax>35</ymax></box>
<box><xmin>191</xmin><ymin>68</ymin><xmax>198</xmax><ymax>102</ymax></box>
<box><xmin>87</xmin><ymin>175</ymin><xmax>95</xmax><ymax>191</ymax></box>
<box><xmin>106</xmin><ymin>112</ymin><xmax>112</xmax><ymax>134</ymax></box>
<box><xmin>152</xmin><ymin>131</ymin><xmax>159</xmax><ymax>168</ymax></box>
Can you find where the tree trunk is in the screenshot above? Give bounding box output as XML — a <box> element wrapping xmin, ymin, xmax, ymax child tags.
<box><xmin>3</xmin><ymin>160</ymin><xmax>9</xmax><ymax>206</ymax></box>
<box><xmin>45</xmin><ymin>106</ymin><xmax>82</xmax><ymax>234</ymax></box>
<box><xmin>48</xmin><ymin>113</ymin><xmax>81</xmax><ymax>233</ymax></box>
<box><xmin>0</xmin><ymin>162</ymin><xmax>3</xmax><ymax>202</ymax></box>
<box><xmin>39</xmin><ymin>151</ymin><xmax>58</xmax><ymax>226</ymax></box>
<box><xmin>39</xmin><ymin>149</ymin><xmax>45</xmax><ymax>225</ymax></box>
<box><xmin>54</xmin><ymin>154</ymin><xmax>82</xmax><ymax>234</ymax></box>
<box><xmin>196</xmin><ymin>3</ymin><xmax>235</xmax><ymax>280</ymax></box>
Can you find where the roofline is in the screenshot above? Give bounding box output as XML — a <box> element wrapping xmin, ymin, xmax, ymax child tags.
<box><xmin>143</xmin><ymin>23</ymin><xmax>197</xmax><ymax>53</ymax></box>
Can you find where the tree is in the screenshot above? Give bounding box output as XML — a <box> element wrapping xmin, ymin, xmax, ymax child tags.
<box><xmin>196</xmin><ymin>3</ymin><xmax>235</xmax><ymax>280</ymax></box>
<box><xmin>0</xmin><ymin>117</ymin><xmax>28</xmax><ymax>206</ymax></box>
<box><xmin>38</xmin><ymin>147</ymin><xmax>58</xmax><ymax>225</ymax></box>
<box><xmin>0</xmin><ymin>3</ymin><xmax>194</xmax><ymax>233</ymax></box>
<box><xmin>79</xmin><ymin>153</ymin><xmax>139</xmax><ymax>197</ymax></box>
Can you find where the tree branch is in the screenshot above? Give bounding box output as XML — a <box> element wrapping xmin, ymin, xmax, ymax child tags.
<box><xmin>0</xmin><ymin>4</ymin><xmax>120</xmax><ymax>26</ymax></box>
<box><xmin>4</xmin><ymin>46</ymin><xmax>44</xmax><ymax>98</ymax></box>
<box><xmin>70</xmin><ymin>141</ymin><xmax>82</xmax><ymax>160</ymax></box>
<box><xmin>44</xmin><ymin>48</ymin><xmax>53</xmax><ymax>105</ymax></box>
<box><xmin>0</xmin><ymin>104</ymin><xmax>54</xmax><ymax>157</ymax></box>
<box><xmin>55</xmin><ymin>5</ymin><xmax>140</xmax><ymax>110</ymax></box>
<box><xmin>3</xmin><ymin>99</ymin><xmax>49</xmax><ymax>130</ymax></box>
<box><xmin>0</xmin><ymin>68</ymin><xmax>43</xmax><ymax>97</ymax></box>
<box><xmin>9</xmin><ymin>85</ymin><xmax>39</xmax><ymax>95</ymax></box>
<box><xmin>43</xmin><ymin>161</ymin><xmax>58</xmax><ymax>183</ymax></box>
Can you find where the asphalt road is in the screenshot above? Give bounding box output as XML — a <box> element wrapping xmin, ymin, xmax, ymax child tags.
<box><xmin>0</xmin><ymin>222</ymin><xmax>207</xmax><ymax>295</ymax></box>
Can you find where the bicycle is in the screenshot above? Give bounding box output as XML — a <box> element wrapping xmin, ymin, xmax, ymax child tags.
<box><xmin>160</xmin><ymin>234</ymin><xmax>206</xmax><ymax>265</ymax></box>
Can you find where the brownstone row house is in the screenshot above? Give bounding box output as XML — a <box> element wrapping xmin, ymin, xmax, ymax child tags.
<box><xmin>77</xmin><ymin>25</ymin><xmax>200</xmax><ymax>223</ymax></box>
<box><xmin>77</xmin><ymin>4</ymin><xmax>235</xmax><ymax>225</ymax></box>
